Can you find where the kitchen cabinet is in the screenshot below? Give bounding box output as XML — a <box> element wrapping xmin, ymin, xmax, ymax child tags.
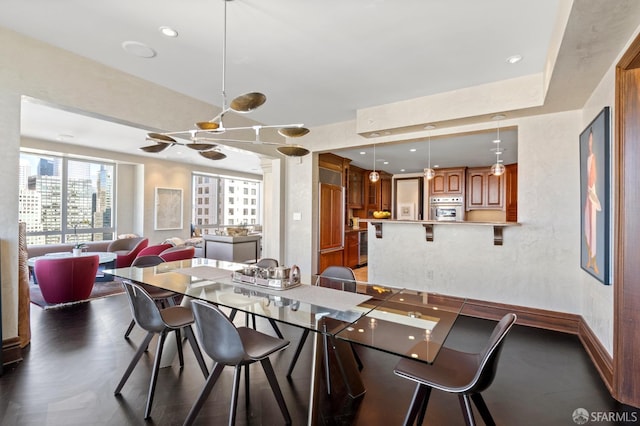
<box><xmin>347</xmin><ymin>165</ymin><xmax>364</xmax><ymax>209</ymax></box>
<box><xmin>430</xmin><ymin>167</ymin><xmax>466</xmax><ymax>196</ymax></box>
<box><xmin>466</xmin><ymin>166</ymin><xmax>504</xmax><ymax>210</ymax></box>
<box><xmin>344</xmin><ymin>231</ymin><xmax>359</xmax><ymax>268</ymax></box>
<box><xmin>365</xmin><ymin>170</ymin><xmax>392</xmax><ymax>213</ymax></box>
<box><xmin>319</xmin><ymin>182</ymin><xmax>344</xmax><ymax>250</ymax></box>
<box><xmin>505</xmin><ymin>163</ymin><xmax>518</xmax><ymax>221</ymax></box>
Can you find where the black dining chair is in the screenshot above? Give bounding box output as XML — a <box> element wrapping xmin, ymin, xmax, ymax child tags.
<box><xmin>393</xmin><ymin>313</ymin><xmax>517</xmax><ymax>426</ymax></box>
<box><xmin>123</xmin><ymin>255</ymin><xmax>179</xmax><ymax>339</ymax></box>
<box><xmin>286</xmin><ymin>266</ymin><xmax>362</xmax><ymax>394</ymax></box>
<box><xmin>114</xmin><ymin>281</ymin><xmax>209</xmax><ymax>419</ymax></box>
<box><xmin>183</xmin><ymin>300</ymin><xmax>291</xmax><ymax>426</ymax></box>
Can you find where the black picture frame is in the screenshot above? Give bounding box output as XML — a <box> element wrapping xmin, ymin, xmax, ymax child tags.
<box><xmin>579</xmin><ymin>106</ymin><xmax>610</xmax><ymax>285</ymax></box>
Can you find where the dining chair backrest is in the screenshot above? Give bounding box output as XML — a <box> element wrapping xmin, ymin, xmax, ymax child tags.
<box><xmin>318</xmin><ymin>265</ymin><xmax>357</xmax><ymax>293</ymax></box>
<box><xmin>122</xmin><ymin>281</ymin><xmax>168</xmax><ymax>333</ymax></box>
<box><xmin>255</xmin><ymin>258</ymin><xmax>278</xmax><ymax>268</ymax></box>
<box><xmin>191</xmin><ymin>300</ymin><xmax>247</xmax><ymax>365</ymax></box>
<box><xmin>131</xmin><ymin>255</ymin><xmax>165</xmax><ymax>268</ymax></box>
<box><xmin>466</xmin><ymin>313</ymin><xmax>517</xmax><ymax>394</ymax></box>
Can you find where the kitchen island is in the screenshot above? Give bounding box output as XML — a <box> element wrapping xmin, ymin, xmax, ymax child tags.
<box><xmin>202</xmin><ymin>234</ymin><xmax>261</xmax><ymax>263</ymax></box>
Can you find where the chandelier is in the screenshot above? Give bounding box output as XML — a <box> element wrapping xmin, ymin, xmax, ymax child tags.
<box><xmin>140</xmin><ymin>0</ymin><xmax>310</xmax><ymax>160</ymax></box>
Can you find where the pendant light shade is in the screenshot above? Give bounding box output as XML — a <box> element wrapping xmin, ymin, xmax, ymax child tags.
<box><xmin>369</xmin><ymin>144</ymin><xmax>380</xmax><ymax>182</ymax></box>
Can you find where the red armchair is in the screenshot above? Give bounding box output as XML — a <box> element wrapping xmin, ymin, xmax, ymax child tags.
<box><xmin>160</xmin><ymin>246</ymin><xmax>195</xmax><ymax>262</ymax></box>
<box><xmin>108</xmin><ymin>237</ymin><xmax>149</xmax><ymax>267</ymax></box>
<box><xmin>34</xmin><ymin>255</ymin><xmax>99</xmax><ymax>304</ymax></box>
<box><xmin>136</xmin><ymin>243</ymin><xmax>173</xmax><ymax>258</ymax></box>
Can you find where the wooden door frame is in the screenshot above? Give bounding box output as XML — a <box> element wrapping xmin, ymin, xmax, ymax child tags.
<box><xmin>614</xmin><ymin>32</ymin><xmax>640</xmax><ymax>408</ymax></box>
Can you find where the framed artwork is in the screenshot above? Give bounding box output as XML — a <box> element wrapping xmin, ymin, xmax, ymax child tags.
<box><xmin>579</xmin><ymin>107</ymin><xmax>610</xmax><ymax>285</ymax></box>
<box><xmin>398</xmin><ymin>203</ymin><xmax>416</xmax><ymax>220</ymax></box>
<box><xmin>155</xmin><ymin>187</ymin><xmax>183</xmax><ymax>230</ymax></box>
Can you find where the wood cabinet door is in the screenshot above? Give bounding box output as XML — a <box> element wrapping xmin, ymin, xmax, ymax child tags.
<box><xmin>466</xmin><ymin>167</ymin><xmax>504</xmax><ymax>210</ymax></box>
<box><xmin>344</xmin><ymin>232</ymin><xmax>359</xmax><ymax>268</ymax></box>
<box><xmin>505</xmin><ymin>163</ymin><xmax>518</xmax><ymax>221</ymax></box>
<box><xmin>347</xmin><ymin>166</ymin><xmax>364</xmax><ymax>208</ymax></box>
<box><xmin>320</xmin><ymin>183</ymin><xmax>343</xmax><ymax>250</ymax></box>
<box><xmin>430</xmin><ymin>167</ymin><xmax>465</xmax><ymax>195</ymax></box>
<box><xmin>380</xmin><ymin>174</ymin><xmax>392</xmax><ymax>211</ymax></box>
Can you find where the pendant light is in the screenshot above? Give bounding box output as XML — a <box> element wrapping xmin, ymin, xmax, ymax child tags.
<box><xmin>491</xmin><ymin>118</ymin><xmax>505</xmax><ymax>176</ymax></box>
<box><xmin>140</xmin><ymin>0</ymin><xmax>310</xmax><ymax>159</ymax></box>
<box><xmin>423</xmin><ymin>133</ymin><xmax>435</xmax><ymax>180</ymax></box>
<box><xmin>369</xmin><ymin>144</ymin><xmax>380</xmax><ymax>183</ymax></box>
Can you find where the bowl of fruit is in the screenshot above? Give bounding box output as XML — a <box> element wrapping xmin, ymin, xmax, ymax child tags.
<box><xmin>372</xmin><ymin>211</ymin><xmax>391</xmax><ymax>219</ymax></box>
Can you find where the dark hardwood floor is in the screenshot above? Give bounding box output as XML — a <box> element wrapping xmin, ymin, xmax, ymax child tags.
<box><xmin>1</xmin><ymin>292</ymin><xmax>637</xmax><ymax>425</ymax></box>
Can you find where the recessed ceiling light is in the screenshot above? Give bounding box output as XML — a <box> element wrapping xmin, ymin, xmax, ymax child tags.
<box><xmin>159</xmin><ymin>26</ymin><xmax>178</xmax><ymax>37</ymax></box>
<box><xmin>410</xmin><ymin>148</ymin><xmax>417</xmax><ymax>152</ymax></box>
<box><xmin>56</xmin><ymin>134</ymin><xmax>74</xmax><ymax>141</ymax></box>
<box><xmin>434</xmin><ymin>165</ymin><xmax>440</xmax><ymax>168</ymax></box>
<box><xmin>506</xmin><ymin>55</ymin><xmax>523</xmax><ymax>64</ymax></box>
<box><xmin>369</xmin><ymin>132</ymin><xmax>380</xmax><ymax>137</ymax></box>
<box><xmin>400</xmin><ymin>169</ymin><xmax>405</xmax><ymax>172</ymax></box>
<box><xmin>491</xmin><ymin>114</ymin><xmax>506</xmax><ymax>120</ymax></box>
<box><xmin>122</xmin><ymin>41</ymin><xmax>156</xmax><ymax>58</ymax></box>
<box><xmin>360</xmin><ymin>151</ymin><xmax>366</xmax><ymax>155</ymax></box>
<box><xmin>423</xmin><ymin>124</ymin><xmax>436</xmax><ymax>130</ymax></box>
<box><xmin>383</xmin><ymin>161</ymin><xmax>389</xmax><ymax>165</ymax></box>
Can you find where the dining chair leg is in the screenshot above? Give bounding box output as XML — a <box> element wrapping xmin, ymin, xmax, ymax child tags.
<box><xmin>175</xmin><ymin>328</ymin><xmax>185</xmax><ymax>368</ymax></box>
<box><xmin>183</xmin><ymin>325</ymin><xmax>209</xmax><ymax>377</ymax></box>
<box><xmin>471</xmin><ymin>393</ymin><xmax>496</xmax><ymax>426</ymax></box>
<box><xmin>144</xmin><ymin>331</ymin><xmax>168</xmax><ymax>419</ymax></box>
<box><xmin>183</xmin><ymin>363</ymin><xmax>225</xmax><ymax>426</ymax></box>
<box><xmin>459</xmin><ymin>394</ymin><xmax>477</xmax><ymax>426</ymax></box>
<box><xmin>244</xmin><ymin>364</ymin><xmax>250</xmax><ymax>408</ymax></box>
<box><xmin>124</xmin><ymin>319</ymin><xmax>136</xmax><ymax>339</ymax></box>
<box><xmin>229</xmin><ymin>365</ymin><xmax>242</xmax><ymax>426</ymax></box>
<box><xmin>286</xmin><ymin>329</ymin><xmax>309</xmax><ymax>378</ymax></box>
<box><xmin>261</xmin><ymin>358</ymin><xmax>292</xmax><ymax>424</ymax></box>
<box><xmin>114</xmin><ymin>332</ymin><xmax>155</xmax><ymax>395</ymax></box>
<box><xmin>403</xmin><ymin>384</ymin><xmax>430</xmax><ymax>426</ymax></box>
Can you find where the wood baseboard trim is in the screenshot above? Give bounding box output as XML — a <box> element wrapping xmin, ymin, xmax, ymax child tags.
<box><xmin>578</xmin><ymin>319</ymin><xmax>614</xmax><ymax>394</ymax></box>
<box><xmin>458</xmin><ymin>297</ymin><xmax>581</xmax><ymax>334</ymax></box>
<box><xmin>443</xmin><ymin>296</ymin><xmax>614</xmax><ymax>393</ymax></box>
<box><xmin>2</xmin><ymin>337</ymin><xmax>24</xmax><ymax>367</ymax></box>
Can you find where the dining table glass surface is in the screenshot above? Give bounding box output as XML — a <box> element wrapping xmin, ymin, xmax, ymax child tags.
<box><xmin>105</xmin><ymin>257</ymin><xmax>466</xmax><ymax>364</ymax></box>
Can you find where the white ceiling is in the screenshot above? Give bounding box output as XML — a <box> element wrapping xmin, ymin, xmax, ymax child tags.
<box><xmin>4</xmin><ymin>0</ymin><xmax>640</xmax><ymax>174</ymax></box>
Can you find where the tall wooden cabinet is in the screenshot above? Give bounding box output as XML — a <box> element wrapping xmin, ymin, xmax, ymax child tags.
<box><xmin>504</xmin><ymin>163</ymin><xmax>518</xmax><ymax>221</ymax></box>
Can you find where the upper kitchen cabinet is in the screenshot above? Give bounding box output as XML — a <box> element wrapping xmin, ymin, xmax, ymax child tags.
<box><xmin>347</xmin><ymin>164</ymin><xmax>365</xmax><ymax>209</ymax></box>
<box><xmin>430</xmin><ymin>167</ymin><xmax>466</xmax><ymax>196</ymax></box>
<box><xmin>365</xmin><ymin>170</ymin><xmax>392</xmax><ymax>213</ymax></box>
<box><xmin>466</xmin><ymin>166</ymin><xmax>505</xmax><ymax>210</ymax></box>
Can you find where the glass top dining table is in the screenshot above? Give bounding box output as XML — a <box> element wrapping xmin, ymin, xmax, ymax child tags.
<box><xmin>105</xmin><ymin>257</ymin><xmax>466</xmax><ymax>366</ymax></box>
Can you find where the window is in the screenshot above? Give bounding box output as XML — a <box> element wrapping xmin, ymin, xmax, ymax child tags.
<box><xmin>19</xmin><ymin>152</ymin><xmax>115</xmax><ymax>245</ymax></box>
<box><xmin>192</xmin><ymin>173</ymin><xmax>261</xmax><ymax>234</ymax></box>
